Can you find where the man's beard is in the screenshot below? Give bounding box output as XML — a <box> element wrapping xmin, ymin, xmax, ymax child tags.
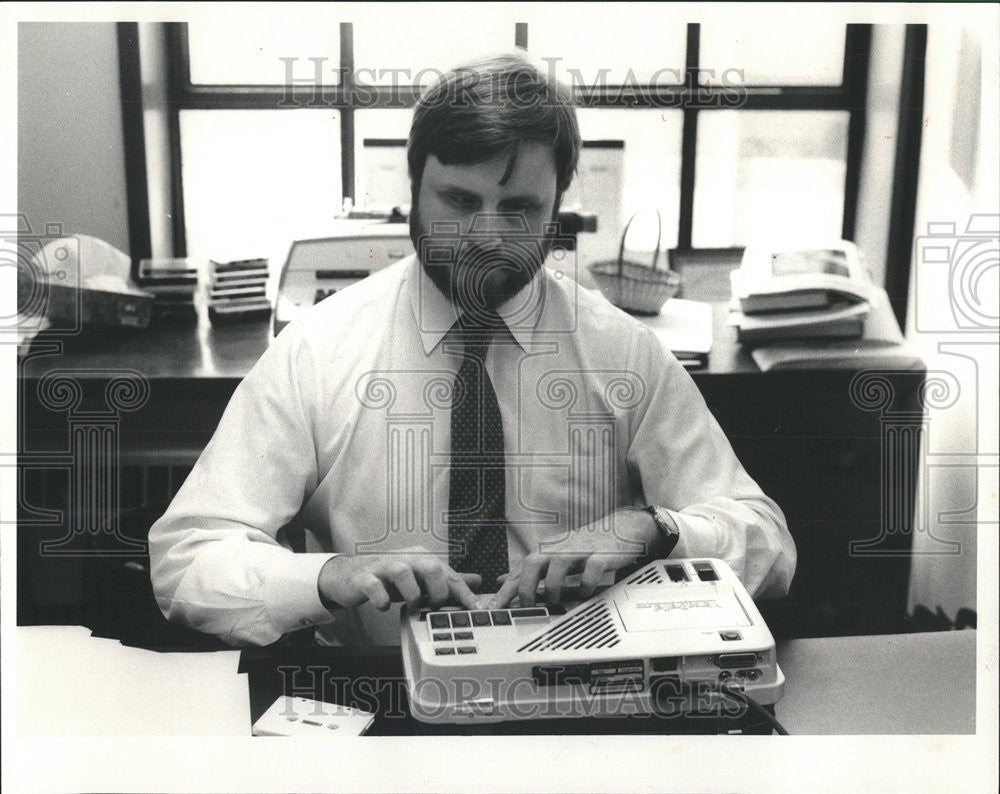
<box><xmin>410</xmin><ymin>205</ymin><xmax>553</xmax><ymax>318</ymax></box>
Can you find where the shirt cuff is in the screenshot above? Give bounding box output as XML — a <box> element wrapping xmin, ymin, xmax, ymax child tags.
<box><xmin>663</xmin><ymin>509</ymin><xmax>719</xmax><ymax>559</ymax></box>
<box><xmin>263</xmin><ymin>551</ymin><xmax>339</xmax><ymax>634</ymax></box>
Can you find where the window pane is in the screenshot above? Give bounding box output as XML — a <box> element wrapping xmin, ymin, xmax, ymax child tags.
<box><xmin>180</xmin><ymin>110</ymin><xmax>342</xmax><ymax>270</ymax></box>
<box><xmin>354</xmin><ymin>109</ymin><xmax>413</xmax><ymax>212</ymax></box>
<box><xmin>525</xmin><ymin>7</ymin><xmax>687</xmax><ymax>86</ymax></box>
<box><xmin>571</xmin><ymin>109</ymin><xmax>683</xmax><ymax>267</ymax></box>
<box><xmin>352</xmin><ymin>9</ymin><xmax>516</xmax><ymax>86</ymax></box>
<box><xmin>700</xmin><ymin>18</ymin><xmax>846</xmax><ymax>86</ymax></box>
<box><xmin>188</xmin><ymin>20</ymin><xmax>341</xmax><ymax>85</ymax></box>
<box><xmin>692</xmin><ymin>111</ymin><xmax>849</xmax><ymax>248</ymax></box>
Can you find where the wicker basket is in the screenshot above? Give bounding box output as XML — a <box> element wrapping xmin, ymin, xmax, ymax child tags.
<box><xmin>588</xmin><ymin>210</ymin><xmax>681</xmax><ymax>315</ymax></box>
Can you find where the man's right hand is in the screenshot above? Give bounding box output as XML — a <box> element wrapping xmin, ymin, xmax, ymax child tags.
<box><xmin>317</xmin><ymin>548</ymin><xmax>483</xmax><ymax>613</ymax></box>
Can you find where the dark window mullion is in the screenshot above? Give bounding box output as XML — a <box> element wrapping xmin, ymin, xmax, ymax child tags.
<box><xmin>340</xmin><ymin>22</ymin><xmax>355</xmax><ymax>204</ymax></box>
<box><xmin>117</xmin><ymin>22</ymin><xmax>152</xmax><ymax>277</ymax></box>
<box><xmin>677</xmin><ymin>23</ymin><xmax>700</xmax><ymax>251</ymax></box>
<box><xmin>515</xmin><ymin>22</ymin><xmax>527</xmax><ymax>50</ymax></box>
<box><xmin>885</xmin><ymin>24</ymin><xmax>927</xmax><ymax>329</ymax></box>
<box><xmin>174</xmin><ymin>83</ymin><xmax>854</xmax><ymax>113</ymax></box>
<box><xmin>166</xmin><ymin>22</ymin><xmax>189</xmax><ymax>257</ymax></box>
<box><xmin>572</xmin><ymin>85</ymin><xmax>850</xmax><ymax>110</ymax></box>
<box><xmin>172</xmin><ymin>86</ymin><xmax>423</xmax><ymax>110</ymax></box>
<box><xmin>841</xmin><ymin>24</ymin><xmax>872</xmax><ymax>241</ymax></box>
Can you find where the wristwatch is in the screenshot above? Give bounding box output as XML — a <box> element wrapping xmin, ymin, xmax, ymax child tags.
<box><xmin>644</xmin><ymin>505</ymin><xmax>680</xmax><ymax>557</ymax></box>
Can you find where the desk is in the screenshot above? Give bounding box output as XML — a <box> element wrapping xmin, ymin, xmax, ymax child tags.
<box><xmin>15</xmin><ymin>625</ymin><xmax>249</xmax><ymax>737</ymax></box>
<box><xmin>17</xmin><ymin>274</ymin><xmax>925</xmax><ymax>639</ymax></box>
<box><xmin>14</xmin><ymin>626</ymin><xmax>976</xmax><ymax>736</ymax></box>
<box><xmin>776</xmin><ymin>631</ymin><xmax>977</xmax><ymax>734</ymax></box>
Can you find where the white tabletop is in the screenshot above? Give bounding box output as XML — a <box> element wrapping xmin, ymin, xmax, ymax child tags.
<box><xmin>12</xmin><ymin>625</ymin><xmax>977</xmax><ymax>737</ymax></box>
<box><xmin>14</xmin><ymin>625</ymin><xmax>250</xmax><ymax>737</ymax></box>
<box><xmin>776</xmin><ymin>629</ymin><xmax>977</xmax><ymax>734</ymax></box>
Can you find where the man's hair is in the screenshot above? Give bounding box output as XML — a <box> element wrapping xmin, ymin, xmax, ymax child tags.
<box><xmin>407</xmin><ymin>54</ymin><xmax>581</xmax><ymax>206</ymax></box>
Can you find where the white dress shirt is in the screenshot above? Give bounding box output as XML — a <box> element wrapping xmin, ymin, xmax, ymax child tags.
<box><xmin>149</xmin><ymin>255</ymin><xmax>796</xmax><ymax>646</ymax></box>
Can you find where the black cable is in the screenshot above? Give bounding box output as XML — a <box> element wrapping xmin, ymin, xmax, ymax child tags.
<box><xmin>717</xmin><ymin>686</ymin><xmax>790</xmax><ymax>735</ymax></box>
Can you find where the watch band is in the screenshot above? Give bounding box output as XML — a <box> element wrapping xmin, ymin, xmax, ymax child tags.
<box><xmin>644</xmin><ymin>505</ymin><xmax>680</xmax><ymax>557</ymax></box>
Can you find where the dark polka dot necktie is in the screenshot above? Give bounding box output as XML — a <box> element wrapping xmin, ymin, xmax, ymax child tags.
<box><xmin>447</xmin><ymin>312</ymin><xmax>510</xmax><ymax>593</ymax></box>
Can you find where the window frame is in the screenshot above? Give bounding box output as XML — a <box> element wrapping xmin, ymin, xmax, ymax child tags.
<box><xmin>159</xmin><ymin>21</ymin><xmax>872</xmax><ymax>259</ymax></box>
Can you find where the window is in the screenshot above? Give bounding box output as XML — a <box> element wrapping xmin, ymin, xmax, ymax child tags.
<box><xmin>522</xmin><ymin>7</ymin><xmax>687</xmax><ymax>86</ymax></box>
<box><xmin>353</xmin><ymin>109</ymin><xmax>412</xmax><ymax>209</ymax></box>
<box><xmin>179</xmin><ymin>110</ymin><xmax>342</xmax><ymax>267</ymax></box>
<box><xmin>699</xmin><ymin>19</ymin><xmax>846</xmax><ymax>86</ymax></box>
<box><xmin>187</xmin><ymin>20</ymin><xmax>341</xmax><ymax>86</ymax></box>
<box><xmin>162</xmin><ymin>15</ymin><xmax>870</xmax><ymax>267</ymax></box>
<box><xmin>692</xmin><ymin>111</ymin><xmax>850</xmax><ymax>247</ymax></box>
<box><xmin>352</xmin><ymin>10</ymin><xmax>516</xmax><ymax>87</ymax></box>
<box><xmin>571</xmin><ymin>109</ymin><xmax>684</xmax><ymax>262</ymax></box>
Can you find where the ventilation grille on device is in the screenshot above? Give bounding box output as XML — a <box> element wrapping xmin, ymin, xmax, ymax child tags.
<box><xmin>517</xmin><ymin>600</ymin><xmax>621</xmax><ymax>652</ymax></box>
<box><xmin>625</xmin><ymin>565</ymin><xmax>664</xmax><ymax>585</ymax></box>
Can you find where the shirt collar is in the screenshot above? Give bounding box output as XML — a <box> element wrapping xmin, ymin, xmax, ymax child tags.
<box><xmin>406</xmin><ymin>256</ymin><xmax>543</xmax><ymax>355</ymax></box>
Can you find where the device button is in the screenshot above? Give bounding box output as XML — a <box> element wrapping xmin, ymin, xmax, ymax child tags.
<box><xmin>450</xmin><ymin>612</ymin><xmax>471</xmax><ymax>628</ymax></box>
<box><xmin>491</xmin><ymin>610</ymin><xmax>512</xmax><ymax>625</ymax></box>
<box><xmin>720</xmin><ymin>631</ymin><xmax>741</xmax><ymax>641</ymax></box>
<box><xmin>511</xmin><ymin>608</ymin><xmax>547</xmax><ymax>618</ymax></box>
<box><xmin>454</xmin><ymin>631</ymin><xmax>474</xmax><ymax>640</ymax></box>
<box><xmin>435</xmin><ymin>647</ymin><xmax>455</xmax><ymax>655</ymax></box>
<box><xmin>694</xmin><ymin>563</ymin><xmax>719</xmax><ymax>581</ymax></box>
<box><xmin>666</xmin><ymin>564</ymin><xmax>688</xmax><ymax>582</ymax></box>
<box><xmin>429</xmin><ymin>613</ymin><xmax>450</xmax><ymax>629</ymax></box>
<box><xmin>471</xmin><ymin>611</ymin><xmax>492</xmax><ymax>627</ymax></box>
<box><xmin>457</xmin><ymin>646</ymin><xmax>477</xmax><ymax>654</ymax></box>
<box><xmin>432</xmin><ymin>632</ymin><xmax>452</xmax><ymax>642</ymax></box>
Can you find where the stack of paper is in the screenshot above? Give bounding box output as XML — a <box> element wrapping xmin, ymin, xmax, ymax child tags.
<box><xmin>729</xmin><ymin>242</ymin><xmax>875</xmax><ymax>344</ymax></box>
<box><xmin>207</xmin><ymin>258</ymin><xmax>271</xmax><ymax>323</ymax></box>
<box><xmin>138</xmin><ymin>257</ymin><xmax>200</xmax><ymax>323</ymax></box>
<box><xmin>749</xmin><ymin>287</ymin><xmax>922</xmax><ymax>371</ymax></box>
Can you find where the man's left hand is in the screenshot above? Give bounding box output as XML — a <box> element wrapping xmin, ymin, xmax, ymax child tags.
<box><xmin>487</xmin><ymin>508</ymin><xmax>660</xmax><ymax>608</ymax></box>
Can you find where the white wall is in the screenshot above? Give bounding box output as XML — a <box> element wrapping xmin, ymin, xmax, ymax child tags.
<box><xmin>905</xmin><ymin>19</ymin><xmax>999</xmax><ymax>626</ymax></box>
<box><xmin>854</xmin><ymin>25</ymin><xmax>905</xmax><ymax>285</ymax></box>
<box><xmin>17</xmin><ymin>22</ymin><xmax>130</xmax><ymax>254</ymax></box>
<box><xmin>139</xmin><ymin>22</ymin><xmax>173</xmax><ymax>260</ymax></box>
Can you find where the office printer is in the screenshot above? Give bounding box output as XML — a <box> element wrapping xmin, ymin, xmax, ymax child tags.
<box><xmin>400</xmin><ymin>557</ymin><xmax>784</xmax><ymax>726</ymax></box>
<box><xmin>273</xmin><ymin>220</ymin><xmax>413</xmax><ymax>336</ymax></box>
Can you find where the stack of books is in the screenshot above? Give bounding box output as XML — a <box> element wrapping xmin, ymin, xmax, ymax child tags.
<box><xmin>138</xmin><ymin>257</ymin><xmax>200</xmax><ymax>323</ymax></box>
<box><xmin>728</xmin><ymin>242</ymin><xmax>874</xmax><ymax>344</ymax></box>
<box><xmin>207</xmin><ymin>258</ymin><xmax>272</xmax><ymax>323</ymax></box>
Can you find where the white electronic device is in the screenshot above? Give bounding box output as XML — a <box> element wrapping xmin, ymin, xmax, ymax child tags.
<box><xmin>251</xmin><ymin>695</ymin><xmax>375</xmax><ymax>737</ymax></box>
<box><xmin>273</xmin><ymin>221</ymin><xmax>414</xmax><ymax>336</ymax></box>
<box><xmin>401</xmin><ymin>558</ymin><xmax>784</xmax><ymax>725</ymax></box>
